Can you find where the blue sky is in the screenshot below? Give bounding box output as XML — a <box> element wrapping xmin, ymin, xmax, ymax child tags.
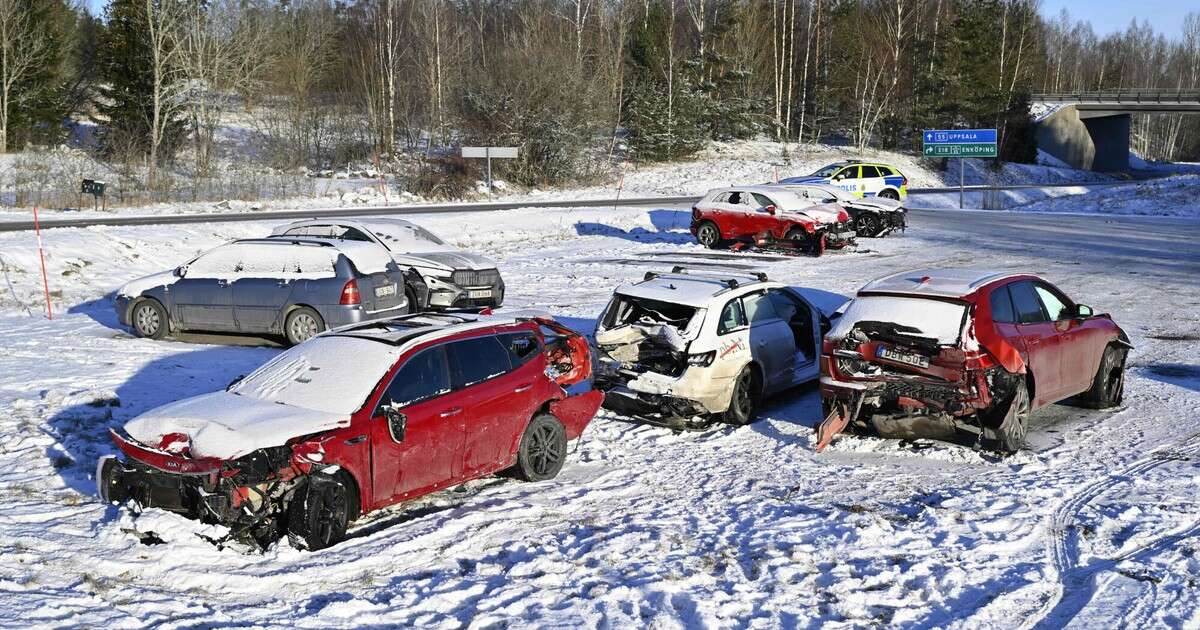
<box><xmin>80</xmin><ymin>0</ymin><xmax>1193</xmax><ymax>39</ymax></box>
<box><xmin>1040</xmin><ymin>0</ymin><xmax>1194</xmax><ymax>37</ymax></box>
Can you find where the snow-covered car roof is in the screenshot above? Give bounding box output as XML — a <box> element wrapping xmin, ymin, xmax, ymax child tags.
<box><xmin>272</xmin><ymin>217</ymin><xmax>450</xmax><ymax>254</ymax></box>
<box><xmin>859</xmin><ymin>268</ymin><xmax>1021</xmax><ymax>299</ymax></box>
<box><xmin>259</xmin><ymin>237</ymin><xmax>394</xmax><ymax>275</ymax></box>
<box><xmin>615</xmin><ymin>271</ymin><xmax>775</xmax><ymax>308</ymax></box>
<box><xmin>324</xmin><ymin>311</ymin><xmax>529</xmax><ymax>348</ymax></box>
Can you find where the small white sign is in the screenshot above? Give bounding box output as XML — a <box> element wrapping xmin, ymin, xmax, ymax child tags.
<box><xmin>461</xmin><ymin>146</ymin><xmax>519</xmax><ymax>159</ymax></box>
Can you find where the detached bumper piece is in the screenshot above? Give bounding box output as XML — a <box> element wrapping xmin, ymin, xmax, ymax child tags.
<box><xmin>601</xmin><ymin>387</ymin><xmax>712</xmax><ymax>430</ymax></box>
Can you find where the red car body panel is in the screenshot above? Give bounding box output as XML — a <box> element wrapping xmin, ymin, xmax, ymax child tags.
<box><xmin>109</xmin><ymin>317</ymin><xmax>601</xmax><ymax>523</ymax></box>
<box><xmin>819</xmin><ymin>272</ymin><xmax>1126</xmax><ymax>445</ymax></box>
<box><xmin>691</xmin><ymin>202</ymin><xmax>849</xmax><ymax>242</ymax></box>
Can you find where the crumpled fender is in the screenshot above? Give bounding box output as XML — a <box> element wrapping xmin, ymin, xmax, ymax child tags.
<box><xmin>973</xmin><ymin>309</ymin><xmax>1026</xmax><ymax>374</ymax></box>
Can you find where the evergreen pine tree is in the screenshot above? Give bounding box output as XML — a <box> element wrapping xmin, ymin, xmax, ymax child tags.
<box><xmin>95</xmin><ymin>0</ymin><xmax>185</xmax><ymax>162</ymax></box>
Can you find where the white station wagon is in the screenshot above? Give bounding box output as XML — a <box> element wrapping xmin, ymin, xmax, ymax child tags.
<box><xmin>593</xmin><ymin>268</ymin><xmax>834</xmax><ymax>429</ymax></box>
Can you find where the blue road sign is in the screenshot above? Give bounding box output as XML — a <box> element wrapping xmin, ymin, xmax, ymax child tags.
<box><xmin>923</xmin><ymin>129</ymin><xmax>997</xmax><ymax>144</ymax></box>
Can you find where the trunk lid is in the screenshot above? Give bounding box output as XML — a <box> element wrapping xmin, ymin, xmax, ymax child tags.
<box><xmin>361</xmin><ymin>271</ymin><xmax>406</xmax><ymax>312</ymax></box>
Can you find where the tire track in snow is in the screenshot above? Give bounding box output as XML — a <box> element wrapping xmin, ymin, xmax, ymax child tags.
<box><xmin>1024</xmin><ymin>430</ymin><xmax>1200</xmax><ymax>629</ymax></box>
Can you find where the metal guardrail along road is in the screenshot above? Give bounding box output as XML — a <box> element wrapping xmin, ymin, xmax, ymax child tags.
<box><xmin>1033</xmin><ymin>90</ymin><xmax>1200</xmax><ymax>112</ymax></box>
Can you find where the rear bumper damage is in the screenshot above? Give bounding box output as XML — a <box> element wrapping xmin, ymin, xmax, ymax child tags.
<box><xmin>816</xmin><ymin>359</ymin><xmax>1019</xmax><ymax>450</ymax></box>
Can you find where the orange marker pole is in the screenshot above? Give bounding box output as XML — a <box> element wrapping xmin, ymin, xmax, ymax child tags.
<box><xmin>33</xmin><ymin>206</ymin><xmax>52</xmax><ymax>320</ymax></box>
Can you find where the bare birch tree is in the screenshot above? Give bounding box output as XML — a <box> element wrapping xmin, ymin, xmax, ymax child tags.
<box><xmin>0</xmin><ymin>0</ymin><xmax>49</xmax><ymax>154</ymax></box>
<box><xmin>144</xmin><ymin>0</ymin><xmax>188</xmax><ymax>186</ymax></box>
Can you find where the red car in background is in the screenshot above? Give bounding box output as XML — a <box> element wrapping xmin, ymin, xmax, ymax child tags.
<box><xmin>690</xmin><ymin>185</ymin><xmax>855</xmax><ymax>256</ymax></box>
<box><xmin>816</xmin><ymin>269</ymin><xmax>1130</xmax><ymax>453</ymax></box>
<box><xmin>98</xmin><ymin>312</ymin><xmax>602</xmax><ymax>550</ymax></box>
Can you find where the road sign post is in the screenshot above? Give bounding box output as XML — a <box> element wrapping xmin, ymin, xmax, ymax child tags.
<box><xmin>922</xmin><ymin>129</ymin><xmax>997</xmax><ymax>208</ymax></box>
<box><xmin>461</xmin><ymin>146</ymin><xmax>519</xmax><ymax>193</ymax></box>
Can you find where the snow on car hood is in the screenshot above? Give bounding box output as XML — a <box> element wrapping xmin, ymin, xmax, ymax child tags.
<box><xmin>124</xmin><ymin>336</ymin><xmax>402</xmax><ymax>459</ymax></box>
<box><xmin>782</xmin><ymin>202</ymin><xmax>844</xmax><ymax>224</ymax></box>
<box><xmin>117</xmin><ymin>270</ymin><xmax>178</xmax><ymax>298</ymax></box>
<box><xmin>124</xmin><ymin>391</ymin><xmax>346</xmax><ymax>460</ymax></box>
<box><xmin>847</xmin><ymin>197</ymin><xmax>902</xmax><ymax>211</ymax></box>
<box><xmin>394</xmin><ymin>250</ymin><xmax>497</xmax><ymax>273</ymax></box>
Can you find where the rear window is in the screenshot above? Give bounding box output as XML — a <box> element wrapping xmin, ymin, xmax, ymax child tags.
<box><xmin>830</xmin><ymin>295</ymin><xmax>968</xmax><ymax>345</ymax></box>
<box><xmin>447</xmin><ymin>335</ymin><xmax>512</xmax><ymax>387</ymax></box>
<box><xmin>989</xmin><ymin>286</ymin><xmax>1016</xmax><ymax>323</ymax></box>
<box><xmin>602</xmin><ymin>294</ymin><xmax>701</xmax><ymax>332</ymax></box>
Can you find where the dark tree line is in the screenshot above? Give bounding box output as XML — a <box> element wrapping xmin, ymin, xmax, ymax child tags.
<box><xmin>1</xmin><ymin>0</ymin><xmax>1198</xmax><ymax>193</ymax></box>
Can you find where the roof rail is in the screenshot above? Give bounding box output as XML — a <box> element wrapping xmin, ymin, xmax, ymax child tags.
<box><xmin>236</xmin><ymin>237</ymin><xmax>335</xmax><ymax>247</ymax></box>
<box><xmin>640</xmin><ymin>265</ymin><xmax>769</xmax><ymax>290</ymax></box>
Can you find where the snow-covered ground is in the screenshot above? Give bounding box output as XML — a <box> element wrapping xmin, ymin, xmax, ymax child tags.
<box><xmin>1</xmin><ymin>197</ymin><xmax>1199</xmax><ymax>627</ymax></box>
<box><xmin>1008</xmin><ymin>175</ymin><xmax>1200</xmax><ymax>217</ymax></box>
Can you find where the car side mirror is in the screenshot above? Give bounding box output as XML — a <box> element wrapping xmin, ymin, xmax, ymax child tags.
<box><xmin>173</xmin><ymin>266</ymin><xmax>186</xmax><ymax>278</ymax></box>
<box><xmin>1074</xmin><ymin>304</ymin><xmax>1093</xmax><ymax>319</ymax></box>
<box><xmin>383</xmin><ymin>404</ymin><xmax>407</xmax><ymax>442</ymax></box>
<box><xmin>766</xmin><ymin>205</ymin><xmax>777</xmax><ymax>215</ymax></box>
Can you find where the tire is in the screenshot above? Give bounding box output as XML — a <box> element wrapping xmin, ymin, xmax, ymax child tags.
<box><xmin>723</xmin><ymin>365</ymin><xmax>761</xmax><ymax>425</ymax></box>
<box><xmin>878</xmin><ymin>189</ymin><xmax>900</xmax><ymax>201</ymax></box>
<box><xmin>287</xmin><ymin>472</ymin><xmax>352</xmax><ymax>551</ymax></box>
<box><xmin>696</xmin><ymin>221</ymin><xmax>723</xmax><ymax>249</ymax></box>
<box><xmin>992</xmin><ymin>379</ymin><xmax>1031</xmax><ymax>454</ymax></box>
<box><xmin>1078</xmin><ymin>345</ymin><xmax>1126</xmax><ymax>409</ymax></box>
<box><xmin>785</xmin><ymin>227</ymin><xmax>823</xmax><ymax>256</ymax></box>
<box><xmin>131</xmin><ymin>299</ymin><xmax>169</xmax><ymax>339</ymax></box>
<box><xmin>284</xmin><ymin>306</ymin><xmax>325</xmax><ymax>346</ymax></box>
<box><xmin>405</xmin><ymin>287</ymin><xmax>420</xmax><ymax>314</ymax></box>
<box><xmin>854</xmin><ymin>213</ymin><xmax>882</xmax><ymax>238</ymax></box>
<box><xmin>514</xmin><ymin>413</ymin><xmax>568</xmax><ymax>481</ymax></box>
<box><xmin>96</xmin><ymin>455</ymin><xmax>129</xmax><ymax>504</ymax></box>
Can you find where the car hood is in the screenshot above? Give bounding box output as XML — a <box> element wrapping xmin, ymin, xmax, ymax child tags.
<box><xmin>116</xmin><ymin>270</ymin><xmax>178</xmax><ymax>298</ymax></box>
<box><xmin>391</xmin><ymin>250</ymin><xmax>497</xmax><ymax>273</ymax></box>
<box><xmin>847</xmin><ymin>197</ymin><xmax>902</xmax><ymax>212</ymax></box>
<box><xmin>782</xmin><ymin>202</ymin><xmax>845</xmax><ymax>224</ymax></box>
<box><xmin>779</xmin><ymin>176</ymin><xmax>828</xmax><ymax>184</ymax></box>
<box><xmin>123</xmin><ymin>391</ymin><xmax>348</xmax><ymax>460</ymax></box>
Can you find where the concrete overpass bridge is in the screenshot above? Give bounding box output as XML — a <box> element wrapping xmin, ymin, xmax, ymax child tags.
<box><xmin>1033</xmin><ymin>89</ymin><xmax>1200</xmax><ymax>172</ymax></box>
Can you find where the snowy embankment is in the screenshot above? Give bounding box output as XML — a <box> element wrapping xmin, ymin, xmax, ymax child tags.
<box><xmin>1</xmin><ymin>199</ymin><xmax>1199</xmax><ymax>627</ymax></box>
<box><xmin>0</xmin><ymin>140</ymin><xmax>1123</xmax><ymax>223</ymax></box>
<box><xmin>1006</xmin><ymin>175</ymin><xmax>1200</xmax><ymax>217</ymax></box>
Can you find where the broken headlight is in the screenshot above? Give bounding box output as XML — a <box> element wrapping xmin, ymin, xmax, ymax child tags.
<box><xmin>836</xmin><ymin>355</ymin><xmax>868</xmax><ymax>375</ymax></box>
<box><xmin>687</xmin><ymin>351</ymin><xmax>715</xmax><ymax>367</ymax></box>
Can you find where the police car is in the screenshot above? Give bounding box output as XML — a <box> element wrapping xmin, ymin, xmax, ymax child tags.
<box><xmin>780</xmin><ymin>160</ymin><xmax>907</xmax><ymax>200</ymax></box>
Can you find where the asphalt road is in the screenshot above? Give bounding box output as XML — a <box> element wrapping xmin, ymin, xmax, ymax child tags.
<box><xmin>907</xmin><ymin>207</ymin><xmax>1200</xmax><ymax>285</ymax></box>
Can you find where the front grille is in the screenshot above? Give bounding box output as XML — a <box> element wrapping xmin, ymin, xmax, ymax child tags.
<box><xmin>452</xmin><ymin>268</ymin><xmax>500</xmax><ymax>287</ymax></box>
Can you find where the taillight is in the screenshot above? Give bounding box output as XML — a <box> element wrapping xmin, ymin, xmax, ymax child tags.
<box><xmin>821</xmin><ymin>338</ymin><xmax>835</xmax><ymax>355</ymax></box>
<box><xmin>837</xmin><ymin>209</ymin><xmax>850</xmax><ymax>222</ymax></box>
<box><xmin>687</xmin><ymin>351</ymin><xmax>715</xmax><ymax>367</ymax></box>
<box><xmin>339</xmin><ymin>279</ymin><xmax>361</xmax><ymax>305</ymax></box>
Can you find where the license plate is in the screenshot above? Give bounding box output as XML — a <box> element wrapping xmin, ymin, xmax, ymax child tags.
<box><xmin>375</xmin><ymin>284</ymin><xmax>396</xmax><ymax>298</ymax></box>
<box><xmin>468</xmin><ymin>289</ymin><xmax>492</xmax><ymax>299</ymax></box>
<box><xmin>876</xmin><ymin>346</ymin><xmax>929</xmax><ymax>369</ymax></box>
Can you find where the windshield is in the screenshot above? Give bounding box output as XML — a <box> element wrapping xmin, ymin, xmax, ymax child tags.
<box><xmin>830</xmin><ymin>295</ymin><xmax>968</xmax><ymax>346</ymax></box>
<box><xmin>810</xmin><ymin>163</ymin><xmax>843</xmax><ymax>178</ymax></box>
<box><xmin>230</xmin><ymin>336</ymin><xmax>401</xmax><ymax>415</ymax></box>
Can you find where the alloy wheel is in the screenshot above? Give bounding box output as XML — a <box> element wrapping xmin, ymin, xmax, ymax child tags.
<box><xmin>698</xmin><ymin>224</ymin><xmax>718</xmax><ymax>247</ymax></box>
<box><xmin>135</xmin><ymin>304</ymin><xmax>161</xmax><ymax>336</ymax></box>
<box><xmin>289</xmin><ymin>313</ymin><xmax>320</xmax><ymax>343</ymax></box>
<box><xmin>529</xmin><ymin>425</ymin><xmax>562</xmax><ymax>475</ymax></box>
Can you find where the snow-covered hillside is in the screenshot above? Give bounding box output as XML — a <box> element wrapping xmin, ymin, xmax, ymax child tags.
<box><xmin>1</xmin><ymin>196</ymin><xmax>1198</xmax><ymax>627</ymax></box>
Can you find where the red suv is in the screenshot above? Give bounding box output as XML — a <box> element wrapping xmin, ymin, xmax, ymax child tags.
<box><xmin>690</xmin><ymin>186</ymin><xmax>854</xmax><ymax>255</ymax></box>
<box><xmin>97</xmin><ymin>312</ymin><xmax>602</xmax><ymax>550</ymax></box>
<box><xmin>816</xmin><ymin>269</ymin><xmax>1130</xmax><ymax>453</ymax></box>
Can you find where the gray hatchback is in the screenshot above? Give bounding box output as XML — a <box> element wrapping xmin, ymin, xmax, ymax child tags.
<box><xmin>115</xmin><ymin>238</ymin><xmax>424</xmax><ymax>345</ymax></box>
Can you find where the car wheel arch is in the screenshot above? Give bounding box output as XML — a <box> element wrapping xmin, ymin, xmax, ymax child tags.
<box><xmin>279</xmin><ymin>303</ymin><xmax>321</xmax><ymax>330</ymax></box>
<box><xmin>131</xmin><ymin>296</ymin><xmax>173</xmax><ymax>331</ymax></box>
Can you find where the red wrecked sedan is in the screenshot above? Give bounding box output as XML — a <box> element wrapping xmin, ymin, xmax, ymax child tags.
<box><xmin>98</xmin><ymin>312</ymin><xmax>603</xmax><ymax>550</ymax></box>
<box><xmin>690</xmin><ymin>186</ymin><xmax>855</xmax><ymax>255</ymax></box>
<box><xmin>816</xmin><ymin>269</ymin><xmax>1130</xmax><ymax>453</ymax></box>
